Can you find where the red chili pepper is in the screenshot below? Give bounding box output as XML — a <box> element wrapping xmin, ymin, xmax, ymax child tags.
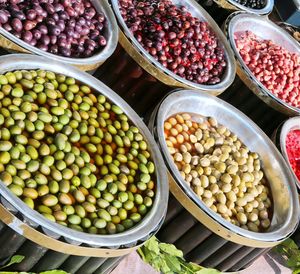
<box><xmin>286</xmin><ymin>129</ymin><xmax>300</xmax><ymax>182</ymax></box>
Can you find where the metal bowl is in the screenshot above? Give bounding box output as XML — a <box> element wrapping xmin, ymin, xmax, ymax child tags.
<box><xmin>215</xmin><ymin>0</ymin><xmax>274</xmax><ymax>15</ymax></box>
<box><xmin>224</xmin><ymin>12</ymin><xmax>300</xmax><ymax>116</ymax></box>
<box><xmin>0</xmin><ymin>1</ymin><xmax>118</xmax><ymax>71</ymax></box>
<box><xmin>110</xmin><ymin>0</ymin><xmax>236</xmax><ymax>96</ymax></box>
<box><xmin>150</xmin><ymin>89</ymin><xmax>299</xmax><ymax>248</ymax></box>
<box><xmin>0</xmin><ymin>54</ymin><xmax>168</xmax><ymax>250</ymax></box>
<box><xmin>273</xmin><ymin>116</ymin><xmax>300</xmax><ymax>188</ymax></box>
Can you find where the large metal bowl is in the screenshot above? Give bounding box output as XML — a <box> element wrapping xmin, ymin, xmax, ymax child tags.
<box><xmin>214</xmin><ymin>0</ymin><xmax>274</xmax><ymax>15</ymax></box>
<box><xmin>0</xmin><ymin>54</ymin><xmax>168</xmax><ymax>251</ymax></box>
<box><xmin>273</xmin><ymin>116</ymin><xmax>300</xmax><ymax>188</ymax></box>
<box><xmin>224</xmin><ymin>12</ymin><xmax>300</xmax><ymax>116</ymax></box>
<box><xmin>110</xmin><ymin>0</ymin><xmax>236</xmax><ymax>96</ymax></box>
<box><xmin>0</xmin><ymin>0</ymin><xmax>118</xmax><ymax>71</ymax></box>
<box><xmin>150</xmin><ymin>89</ymin><xmax>299</xmax><ymax>248</ymax></box>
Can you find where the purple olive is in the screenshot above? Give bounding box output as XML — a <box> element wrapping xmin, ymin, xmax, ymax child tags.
<box><xmin>81</xmin><ymin>25</ymin><xmax>90</xmax><ymax>36</ymax></box>
<box><xmin>36</xmin><ymin>15</ymin><xmax>43</xmax><ymax>23</ymax></box>
<box><xmin>24</xmin><ymin>20</ymin><xmax>36</xmax><ymax>31</ymax></box>
<box><xmin>41</xmin><ymin>34</ymin><xmax>50</xmax><ymax>45</ymax></box>
<box><xmin>50</xmin><ymin>44</ymin><xmax>58</xmax><ymax>54</ymax></box>
<box><xmin>32</xmin><ymin>29</ymin><xmax>41</xmax><ymax>40</ymax></box>
<box><xmin>26</xmin><ymin>9</ymin><xmax>37</xmax><ymax>20</ymax></box>
<box><xmin>22</xmin><ymin>30</ymin><xmax>33</xmax><ymax>43</ymax></box>
<box><xmin>34</xmin><ymin>5</ymin><xmax>44</xmax><ymax>16</ymax></box>
<box><xmin>59</xmin><ymin>47</ymin><xmax>71</xmax><ymax>56</ymax></box>
<box><xmin>62</xmin><ymin>0</ymin><xmax>71</xmax><ymax>8</ymax></box>
<box><xmin>38</xmin><ymin>24</ymin><xmax>48</xmax><ymax>35</ymax></box>
<box><xmin>54</xmin><ymin>3</ymin><xmax>64</xmax><ymax>12</ymax></box>
<box><xmin>57</xmin><ymin>20</ymin><xmax>65</xmax><ymax>31</ymax></box>
<box><xmin>45</xmin><ymin>3</ymin><xmax>55</xmax><ymax>14</ymax></box>
<box><xmin>98</xmin><ymin>35</ymin><xmax>107</xmax><ymax>47</ymax></box>
<box><xmin>0</xmin><ymin>10</ymin><xmax>8</xmax><ymax>24</ymax></box>
<box><xmin>11</xmin><ymin>10</ymin><xmax>25</xmax><ymax>20</ymax></box>
<box><xmin>37</xmin><ymin>43</ymin><xmax>48</xmax><ymax>51</ymax></box>
<box><xmin>46</xmin><ymin>18</ymin><xmax>56</xmax><ymax>26</ymax></box>
<box><xmin>11</xmin><ymin>17</ymin><xmax>22</xmax><ymax>32</ymax></box>
<box><xmin>52</xmin><ymin>13</ymin><xmax>59</xmax><ymax>21</ymax></box>
<box><xmin>3</xmin><ymin>23</ymin><xmax>12</xmax><ymax>31</ymax></box>
<box><xmin>50</xmin><ymin>35</ymin><xmax>57</xmax><ymax>45</ymax></box>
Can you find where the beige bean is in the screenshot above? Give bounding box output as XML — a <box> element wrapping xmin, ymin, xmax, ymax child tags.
<box><xmin>259</xmin><ymin>210</ymin><xmax>268</xmax><ymax>220</ymax></box>
<box><xmin>173</xmin><ymin>152</ymin><xmax>183</xmax><ymax>162</ymax></box>
<box><xmin>226</xmin><ymin>191</ymin><xmax>237</xmax><ymax>202</ymax></box>
<box><xmin>195</xmin><ymin>143</ymin><xmax>204</xmax><ymax>153</ymax></box>
<box><xmin>221</xmin><ymin>183</ymin><xmax>232</xmax><ymax>193</ymax></box>
<box><xmin>236</xmin><ymin>212</ymin><xmax>247</xmax><ymax>224</ymax></box>
<box><xmin>208</xmin><ymin>175</ymin><xmax>217</xmax><ymax>184</ymax></box>
<box><xmin>200</xmin><ymin>175</ymin><xmax>209</xmax><ymax>188</ymax></box>
<box><xmin>248</xmin><ymin>212</ymin><xmax>258</xmax><ymax>222</ymax></box>
<box><xmin>210</xmin><ymin>204</ymin><xmax>217</xmax><ymax>212</ymax></box>
<box><xmin>210</xmin><ymin>183</ymin><xmax>219</xmax><ymax>194</ymax></box>
<box><xmin>195</xmin><ymin>185</ymin><xmax>204</xmax><ymax>196</ymax></box>
<box><xmin>192</xmin><ymin>177</ymin><xmax>201</xmax><ymax>186</ymax></box>
<box><xmin>247</xmin><ymin>222</ymin><xmax>259</xmax><ymax>232</ymax></box>
<box><xmin>203</xmin><ymin>197</ymin><xmax>214</xmax><ymax>207</ymax></box>
<box><xmin>236</xmin><ymin>197</ymin><xmax>247</xmax><ymax>207</ymax></box>
<box><xmin>190</xmin><ymin>170</ymin><xmax>198</xmax><ymax>178</ymax></box>
<box><xmin>216</xmin><ymin>192</ymin><xmax>226</xmax><ymax>204</ymax></box>
<box><xmin>221</xmin><ymin>173</ymin><xmax>232</xmax><ymax>184</ymax></box>
<box><xmin>217</xmin><ymin>203</ymin><xmax>228</xmax><ymax>214</ymax></box>
<box><xmin>203</xmin><ymin>190</ymin><xmax>212</xmax><ymax>199</ymax></box>
<box><xmin>261</xmin><ymin>219</ymin><xmax>271</xmax><ymax>229</ymax></box>
<box><xmin>183</xmin><ymin>152</ymin><xmax>192</xmax><ymax>164</ymax></box>
<box><xmin>200</xmin><ymin>158</ymin><xmax>210</xmax><ymax>167</ymax></box>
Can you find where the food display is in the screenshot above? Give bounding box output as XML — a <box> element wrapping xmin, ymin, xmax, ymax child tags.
<box><xmin>232</xmin><ymin>0</ymin><xmax>266</xmax><ymax>9</ymax></box>
<box><xmin>286</xmin><ymin>129</ymin><xmax>300</xmax><ymax>182</ymax></box>
<box><xmin>235</xmin><ymin>31</ymin><xmax>300</xmax><ymax>108</ymax></box>
<box><xmin>0</xmin><ymin>0</ymin><xmax>107</xmax><ymax>58</ymax></box>
<box><xmin>118</xmin><ymin>0</ymin><xmax>227</xmax><ymax>85</ymax></box>
<box><xmin>164</xmin><ymin>112</ymin><xmax>272</xmax><ymax>232</ymax></box>
<box><xmin>0</xmin><ymin>69</ymin><xmax>156</xmax><ymax>235</ymax></box>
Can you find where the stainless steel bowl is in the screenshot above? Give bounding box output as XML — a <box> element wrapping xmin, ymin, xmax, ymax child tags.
<box><xmin>224</xmin><ymin>12</ymin><xmax>300</xmax><ymax>116</ymax></box>
<box><xmin>219</xmin><ymin>0</ymin><xmax>274</xmax><ymax>15</ymax></box>
<box><xmin>111</xmin><ymin>0</ymin><xmax>236</xmax><ymax>96</ymax></box>
<box><xmin>0</xmin><ymin>54</ymin><xmax>169</xmax><ymax>249</ymax></box>
<box><xmin>273</xmin><ymin>116</ymin><xmax>300</xmax><ymax>187</ymax></box>
<box><xmin>150</xmin><ymin>89</ymin><xmax>299</xmax><ymax>247</ymax></box>
<box><xmin>0</xmin><ymin>0</ymin><xmax>118</xmax><ymax>71</ymax></box>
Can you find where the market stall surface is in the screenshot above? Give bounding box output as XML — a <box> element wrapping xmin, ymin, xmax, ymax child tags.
<box><xmin>112</xmin><ymin>251</ymin><xmax>291</xmax><ymax>274</ymax></box>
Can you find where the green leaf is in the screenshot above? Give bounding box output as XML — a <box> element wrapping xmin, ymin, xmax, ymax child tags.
<box><xmin>145</xmin><ymin>237</ymin><xmax>160</xmax><ymax>255</ymax></box>
<box><xmin>195</xmin><ymin>268</ymin><xmax>221</xmax><ymax>274</ymax></box>
<box><xmin>0</xmin><ymin>255</ymin><xmax>25</xmax><ymax>269</ymax></box>
<box><xmin>40</xmin><ymin>271</ymin><xmax>69</xmax><ymax>274</ymax></box>
<box><xmin>159</xmin><ymin>243</ymin><xmax>184</xmax><ymax>258</ymax></box>
<box><xmin>164</xmin><ymin>254</ymin><xmax>181</xmax><ymax>273</ymax></box>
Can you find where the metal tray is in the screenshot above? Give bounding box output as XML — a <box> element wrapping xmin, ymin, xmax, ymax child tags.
<box><xmin>0</xmin><ymin>54</ymin><xmax>168</xmax><ymax>252</ymax></box>
<box><xmin>224</xmin><ymin>12</ymin><xmax>300</xmax><ymax>116</ymax></box>
<box><xmin>0</xmin><ymin>0</ymin><xmax>118</xmax><ymax>71</ymax></box>
<box><xmin>150</xmin><ymin>89</ymin><xmax>299</xmax><ymax>248</ymax></box>
<box><xmin>273</xmin><ymin>116</ymin><xmax>300</xmax><ymax>188</ymax></box>
<box><xmin>110</xmin><ymin>0</ymin><xmax>236</xmax><ymax>96</ymax></box>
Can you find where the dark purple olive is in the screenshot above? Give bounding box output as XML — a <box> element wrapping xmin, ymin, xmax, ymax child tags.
<box><xmin>59</xmin><ymin>47</ymin><xmax>71</xmax><ymax>56</ymax></box>
<box><xmin>66</xmin><ymin>6</ymin><xmax>75</xmax><ymax>17</ymax></box>
<box><xmin>11</xmin><ymin>17</ymin><xmax>22</xmax><ymax>32</ymax></box>
<box><xmin>77</xmin><ymin>16</ymin><xmax>86</xmax><ymax>25</ymax></box>
<box><xmin>37</xmin><ymin>43</ymin><xmax>48</xmax><ymax>51</ymax></box>
<box><xmin>81</xmin><ymin>25</ymin><xmax>90</xmax><ymax>36</ymax></box>
<box><xmin>48</xmin><ymin>24</ymin><xmax>61</xmax><ymax>36</ymax></box>
<box><xmin>77</xmin><ymin>45</ymin><xmax>84</xmax><ymax>53</ymax></box>
<box><xmin>52</xmin><ymin>13</ymin><xmax>59</xmax><ymax>21</ymax></box>
<box><xmin>50</xmin><ymin>44</ymin><xmax>58</xmax><ymax>54</ymax></box>
<box><xmin>46</xmin><ymin>18</ymin><xmax>56</xmax><ymax>26</ymax></box>
<box><xmin>45</xmin><ymin>3</ymin><xmax>55</xmax><ymax>14</ymax></box>
<box><xmin>62</xmin><ymin>0</ymin><xmax>71</xmax><ymax>7</ymax></box>
<box><xmin>38</xmin><ymin>24</ymin><xmax>48</xmax><ymax>35</ymax></box>
<box><xmin>67</xmin><ymin>18</ymin><xmax>76</xmax><ymax>28</ymax></box>
<box><xmin>90</xmin><ymin>30</ymin><xmax>99</xmax><ymax>40</ymax></box>
<box><xmin>97</xmin><ymin>13</ymin><xmax>105</xmax><ymax>23</ymax></box>
<box><xmin>10</xmin><ymin>0</ymin><xmax>22</xmax><ymax>4</ymax></box>
<box><xmin>84</xmin><ymin>7</ymin><xmax>96</xmax><ymax>19</ymax></box>
<box><xmin>57</xmin><ymin>38</ymin><xmax>67</xmax><ymax>48</ymax></box>
<box><xmin>58</xmin><ymin>11</ymin><xmax>69</xmax><ymax>21</ymax></box>
<box><xmin>98</xmin><ymin>35</ymin><xmax>107</xmax><ymax>47</ymax></box>
<box><xmin>41</xmin><ymin>34</ymin><xmax>50</xmax><ymax>45</ymax></box>
<box><xmin>11</xmin><ymin>30</ymin><xmax>21</xmax><ymax>39</ymax></box>
<box><xmin>3</xmin><ymin>23</ymin><xmax>12</xmax><ymax>31</ymax></box>
<box><xmin>0</xmin><ymin>10</ymin><xmax>8</xmax><ymax>24</ymax></box>
<box><xmin>54</xmin><ymin>3</ymin><xmax>64</xmax><ymax>12</ymax></box>
<box><xmin>23</xmin><ymin>20</ymin><xmax>36</xmax><ymax>31</ymax></box>
<box><xmin>26</xmin><ymin>9</ymin><xmax>37</xmax><ymax>20</ymax></box>
<box><xmin>11</xmin><ymin>10</ymin><xmax>25</xmax><ymax>20</ymax></box>
<box><xmin>36</xmin><ymin>15</ymin><xmax>43</xmax><ymax>23</ymax></box>
<box><xmin>50</xmin><ymin>35</ymin><xmax>57</xmax><ymax>45</ymax></box>
<box><xmin>57</xmin><ymin>20</ymin><xmax>65</xmax><ymax>31</ymax></box>
<box><xmin>32</xmin><ymin>29</ymin><xmax>41</xmax><ymax>40</ymax></box>
<box><xmin>34</xmin><ymin>5</ymin><xmax>44</xmax><ymax>16</ymax></box>
<box><xmin>22</xmin><ymin>30</ymin><xmax>33</xmax><ymax>43</ymax></box>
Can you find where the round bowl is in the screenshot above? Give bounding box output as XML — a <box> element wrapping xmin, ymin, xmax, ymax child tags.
<box><xmin>149</xmin><ymin>89</ymin><xmax>299</xmax><ymax>248</ymax></box>
<box><xmin>0</xmin><ymin>54</ymin><xmax>168</xmax><ymax>252</ymax></box>
<box><xmin>0</xmin><ymin>1</ymin><xmax>119</xmax><ymax>71</ymax></box>
<box><xmin>211</xmin><ymin>0</ymin><xmax>273</xmax><ymax>15</ymax></box>
<box><xmin>110</xmin><ymin>0</ymin><xmax>236</xmax><ymax>96</ymax></box>
<box><xmin>224</xmin><ymin>12</ymin><xmax>300</xmax><ymax>116</ymax></box>
<box><xmin>273</xmin><ymin>116</ymin><xmax>300</xmax><ymax>188</ymax></box>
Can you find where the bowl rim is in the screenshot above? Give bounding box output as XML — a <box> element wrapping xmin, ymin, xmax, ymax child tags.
<box><xmin>225</xmin><ymin>0</ymin><xmax>274</xmax><ymax>15</ymax></box>
<box><xmin>153</xmin><ymin>89</ymin><xmax>299</xmax><ymax>244</ymax></box>
<box><xmin>0</xmin><ymin>54</ymin><xmax>169</xmax><ymax>248</ymax></box>
<box><xmin>0</xmin><ymin>0</ymin><xmax>119</xmax><ymax>66</ymax></box>
<box><xmin>225</xmin><ymin>12</ymin><xmax>300</xmax><ymax>115</ymax></box>
<box><xmin>279</xmin><ymin>116</ymin><xmax>300</xmax><ymax>186</ymax></box>
<box><xmin>110</xmin><ymin>0</ymin><xmax>236</xmax><ymax>93</ymax></box>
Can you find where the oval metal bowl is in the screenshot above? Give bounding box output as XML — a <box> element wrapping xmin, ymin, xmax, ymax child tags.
<box><xmin>110</xmin><ymin>0</ymin><xmax>236</xmax><ymax>96</ymax></box>
<box><xmin>212</xmin><ymin>0</ymin><xmax>273</xmax><ymax>15</ymax></box>
<box><xmin>0</xmin><ymin>1</ymin><xmax>118</xmax><ymax>71</ymax></box>
<box><xmin>150</xmin><ymin>89</ymin><xmax>299</xmax><ymax>248</ymax></box>
<box><xmin>273</xmin><ymin>116</ymin><xmax>300</xmax><ymax>188</ymax></box>
<box><xmin>224</xmin><ymin>12</ymin><xmax>300</xmax><ymax>116</ymax></box>
<box><xmin>0</xmin><ymin>54</ymin><xmax>168</xmax><ymax>254</ymax></box>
